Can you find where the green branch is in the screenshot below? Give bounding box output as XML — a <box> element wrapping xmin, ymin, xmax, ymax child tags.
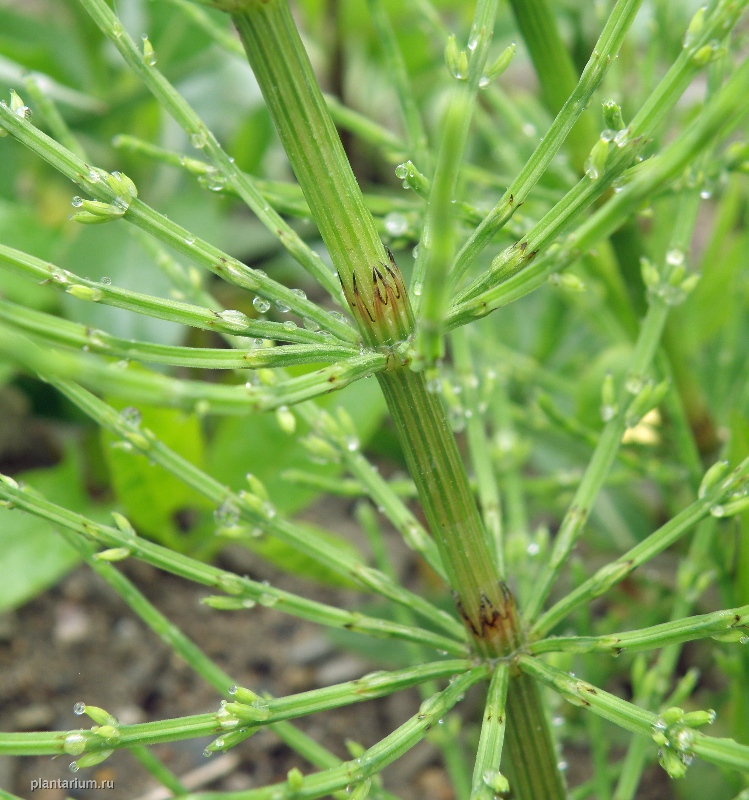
<box><xmin>0</xmin><ymin>324</ymin><xmax>385</xmax><ymax>415</ymax></box>
<box><xmin>533</xmin><ymin>456</ymin><xmax>749</xmax><ymax>636</ymax></box>
<box><xmin>529</xmin><ymin>605</ymin><xmax>749</xmax><ymax>655</ymax></box>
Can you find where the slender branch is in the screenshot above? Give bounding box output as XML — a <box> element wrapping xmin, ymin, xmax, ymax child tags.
<box><xmin>77</xmin><ymin>0</ymin><xmax>344</xmax><ymax>305</ymax></box>
<box><xmin>413</xmin><ymin>0</ymin><xmax>499</xmax><ymax>363</ymax></box>
<box><xmin>0</xmin><ymin>324</ymin><xmax>385</xmax><ymax>415</ymax></box>
<box><xmin>0</xmin><ymin>660</ymin><xmax>473</xmax><ymax>757</ymax></box>
<box><xmin>529</xmin><ymin>605</ymin><xmax>749</xmax><ymax>655</ymax></box>
<box><xmin>450</xmin><ymin>0</ymin><xmax>643</xmax><ymax>288</ymax></box>
<box><xmin>518</xmin><ymin>656</ymin><xmax>749</xmax><ymax>774</ymax></box>
<box><xmin>0</xmin><ymin>298</ymin><xmax>358</xmax><ymax>370</ymax></box>
<box><xmin>533</xmin><ymin>456</ymin><xmax>749</xmax><ymax>636</ymax></box>
<box><xmin>365</xmin><ymin>0</ymin><xmax>430</xmax><ymax>170</ymax></box>
<box><xmin>446</xmin><ymin>53</ymin><xmax>749</xmax><ymax>328</ymax></box>
<box><xmin>0</xmin><ymin>474</ymin><xmax>467</xmax><ymax>655</ymax></box>
<box><xmin>470</xmin><ymin>665</ymin><xmax>509</xmax><ymax>800</ymax></box>
<box><xmin>112</xmin><ymin>134</ymin><xmax>416</xmax><ymax>219</ymax></box>
<box><xmin>0</xmin><ymin>104</ymin><xmax>356</xmax><ymax>343</ymax></box>
<box><xmin>48</xmin><ymin>379</ymin><xmax>465</xmax><ymax>640</ymax></box>
<box><xmin>0</xmin><ymin>244</ymin><xmax>330</xmax><ymax>346</ymax></box>
<box><xmin>453</xmin><ymin>0</ymin><xmax>749</xmax><ymax>309</ymax></box>
<box><xmin>524</xmin><ymin>295</ymin><xmax>671</xmax><ymax>620</ymax></box>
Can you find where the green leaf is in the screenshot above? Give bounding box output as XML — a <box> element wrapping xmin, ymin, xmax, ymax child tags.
<box><xmin>0</xmin><ymin>449</ymin><xmax>106</xmax><ymax>611</ymax></box>
<box><xmin>0</xmin><ymin>198</ymin><xmax>64</xmax><ymax>311</ymax></box>
<box><xmin>101</xmin><ymin>398</ymin><xmax>211</xmax><ymax>549</ymax></box>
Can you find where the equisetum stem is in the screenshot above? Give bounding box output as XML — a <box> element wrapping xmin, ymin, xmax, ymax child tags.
<box><xmin>220</xmin><ymin>3</ymin><xmax>569</xmax><ymax>797</ymax></box>
<box><xmin>226</xmin><ymin>0</ymin><xmax>517</xmax><ymax>648</ymax></box>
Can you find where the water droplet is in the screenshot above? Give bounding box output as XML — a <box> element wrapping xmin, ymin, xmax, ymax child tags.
<box><xmin>206</xmin><ymin>169</ymin><xmax>226</xmax><ymax>191</ymax></box>
<box><xmin>100</xmin><ymin>276</ymin><xmax>111</xmax><ymax>285</ymax></box>
<box><xmin>214</xmin><ymin>500</ymin><xmax>240</xmax><ymax>529</ymax></box>
<box><xmin>259</xmin><ymin>592</ymin><xmax>279</xmax><ymax>607</ymax></box>
<box><xmin>218</xmin><ymin>309</ymin><xmax>250</xmax><ymax>331</ymax></box>
<box><xmin>527</xmin><ymin>542</ymin><xmax>540</xmax><ymax>556</ymax></box>
<box><xmin>69</xmin><ymin>761</ymin><xmax>80</xmax><ymax>773</ymax></box>
<box><xmin>275</xmin><ymin>300</ymin><xmax>290</xmax><ymax>313</ymax></box>
<box><xmin>291</xmin><ymin>288</ymin><xmax>306</xmax><ymax>300</ymax></box>
<box><xmin>71</xmin><ymin>196</ymin><xmax>84</xmax><ymax>208</ymax></box>
<box><xmin>253</xmin><ymin>296</ymin><xmax>271</xmax><ymax>313</ymax></box>
<box><xmin>478</xmin><ymin>75</ymin><xmax>490</xmax><ymax>88</ymax></box>
<box><xmin>119</xmin><ymin>407</ymin><xmax>141</xmax><ymax>426</ymax></box>
<box><xmin>600</xmin><ymin>128</ymin><xmax>617</xmax><ymax>142</ymax></box>
<box><xmin>412</xmin><ymin>244</ymin><xmax>420</xmax><ymax>259</ymax></box>
<box><xmin>384</xmin><ymin>213</ymin><xmax>408</xmax><ymax>237</ymax></box>
<box><xmin>303</xmin><ymin>317</ymin><xmax>320</xmax><ymax>331</ymax></box>
<box><xmin>395</xmin><ymin>163</ymin><xmax>409</xmax><ymax>180</ymax></box>
<box><xmin>666</xmin><ymin>249</ymin><xmax>685</xmax><ymax>267</ymax></box>
<box><xmin>190</xmin><ymin>131</ymin><xmax>207</xmax><ymax>149</ymax></box>
<box><xmin>522</xmin><ymin>122</ymin><xmax>537</xmax><ymax>138</ymax></box>
<box><xmin>185</xmin><ymin>234</ymin><xmax>195</xmax><ymax>245</ymax></box>
<box><xmin>710</xmin><ymin>505</ymin><xmax>725</xmax><ymax>518</ymax></box>
<box><xmin>283</xmin><ymin>320</ymin><xmax>297</xmax><ymax>331</ymax></box>
<box><xmin>413</xmin><ymin>281</ymin><xmax>423</xmax><ymax>297</ymax></box>
<box><xmin>203</xmin><ymin>748</ymin><xmax>213</xmax><ymax>758</ymax></box>
<box><xmin>329</xmin><ymin>310</ymin><xmax>347</xmax><ymax>323</ymax></box>
<box><xmin>64</xmin><ymin>733</ymin><xmax>87</xmax><ymax>756</ymax></box>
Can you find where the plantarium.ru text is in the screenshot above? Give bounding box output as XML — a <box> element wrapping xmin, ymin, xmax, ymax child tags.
<box><xmin>0</xmin><ymin>0</ymin><xmax>748</xmax><ymax>798</ymax></box>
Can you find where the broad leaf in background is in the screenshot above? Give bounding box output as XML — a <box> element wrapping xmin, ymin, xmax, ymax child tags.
<box><xmin>101</xmin><ymin>396</ymin><xmax>210</xmax><ymax>551</ymax></box>
<box><xmin>207</xmin><ymin>378</ymin><xmax>386</xmax><ymax>515</ymax></box>
<box><xmin>0</xmin><ymin>449</ymin><xmax>107</xmax><ymax>611</ymax></box>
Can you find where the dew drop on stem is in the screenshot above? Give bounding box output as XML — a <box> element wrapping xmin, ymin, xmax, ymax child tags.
<box><xmin>253</xmin><ymin>297</ymin><xmax>271</xmax><ymax>313</ymax></box>
<box><xmin>119</xmin><ymin>407</ymin><xmax>142</xmax><ymax>427</ymax></box>
<box><xmin>63</xmin><ymin>733</ymin><xmax>87</xmax><ymax>756</ymax></box>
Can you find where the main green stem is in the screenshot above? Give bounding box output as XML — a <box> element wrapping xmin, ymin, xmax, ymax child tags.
<box><xmin>223</xmin><ymin>0</ymin><xmax>564</xmax><ymax>795</ymax></box>
<box><xmin>228</xmin><ymin>0</ymin><xmax>515</xmax><ymax>649</ymax></box>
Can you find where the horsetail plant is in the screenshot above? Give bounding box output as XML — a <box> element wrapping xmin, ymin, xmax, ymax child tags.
<box><xmin>0</xmin><ymin>0</ymin><xmax>748</xmax><ymax>798</ymax></box>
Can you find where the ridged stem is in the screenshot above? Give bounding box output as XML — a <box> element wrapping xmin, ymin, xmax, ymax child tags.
<box><xmin>503</xmin><ymin>673</ymin><xmax>567</xmax><ymax>799</ymax></box>
<box><xmin>227</xmin><ymin>0</ymin><xmax>516</xmax><ymax>646</ymax></box>
<box><xmin>222</xmin><ymin>3</ymin><xmax>564</xmax><ymax>796</ymax></box>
